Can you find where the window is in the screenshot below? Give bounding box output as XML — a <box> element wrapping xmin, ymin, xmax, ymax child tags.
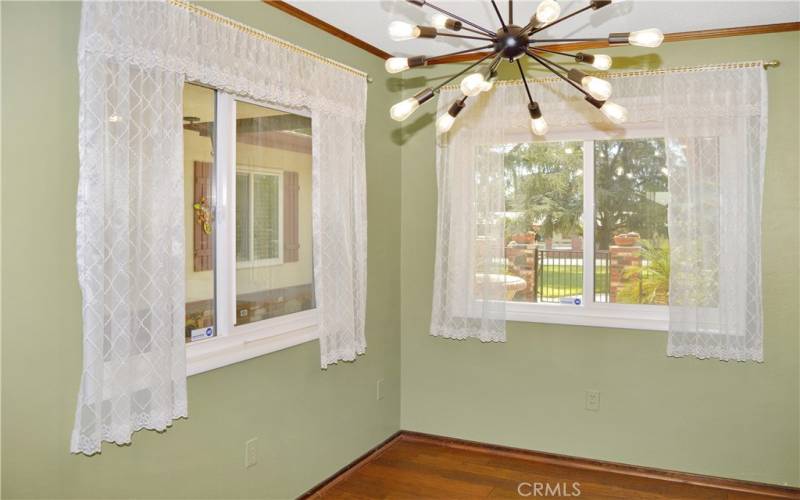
<box><xmin>500</xmin><ymin>130</ymin><xmax>670</xmax><ymax>330</ymax></box>
<box><xmin>182</xmin><ymin>83</ymin><xmax>317</xmax><ymax>374</ymax></box>
<box><xmin>236</xmin><ymin>169</ymin><xmax>282</xmax><ymax>266</ymax></box>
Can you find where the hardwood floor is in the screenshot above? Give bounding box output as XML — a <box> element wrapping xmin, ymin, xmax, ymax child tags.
<box><xmin>306</xmin><ymin>433</ymin><xmax>799</xmax><ymax>499</ymax></box>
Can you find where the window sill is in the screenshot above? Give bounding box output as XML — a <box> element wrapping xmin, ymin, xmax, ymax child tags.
<box><xmin>186</xmin><ymin>309</ymin><xmax>318</xmax><ymax>376</ymax></box>
<box><xmin>236</xmin><ymin>259</ymin><xmax>283</xmax><ymax>269</ymax></box>
<box><xmin>504</xmin><ymin>301</ymin><xmax>668</xmax><ymax>331</ymax></box>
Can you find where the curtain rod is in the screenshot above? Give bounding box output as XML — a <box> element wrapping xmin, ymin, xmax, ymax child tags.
<box><xmin>167</xmin><ymin>0</ymin><xmax>370</xmax><ymax>80</ymax></box>
<box><xmin>438</xmin><ymin>60</ymin><xmax>780</xmax><ymax>91</ymax></box>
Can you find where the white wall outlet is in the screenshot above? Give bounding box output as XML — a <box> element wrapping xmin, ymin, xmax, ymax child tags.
<box><xmin>244</xmin><ymin>438</ymin><xmax>258</xmax><ymax>468</ymax></box>
<box><xmin>376</xmin><ymin>379</ymin><xmax>384</xmax><ymax>401</ymax></box>
<box><xmin>585</xmin><ymin>390</ymin><xmax>600</xmax><ymax>411</ymax></box>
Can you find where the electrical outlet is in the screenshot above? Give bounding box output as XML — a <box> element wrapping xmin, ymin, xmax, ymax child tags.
<box><xmin>585</xmin><ymin>390</ymin><xmax>600</xmax><ymax>411</ymax></box>
<box><xmin>376</xmin><ymin>379</ymin><xmax>384</xmax><ymax>401</ymax></box>
<box><xmin>245</xmin><ymin>438</ymin><xmax>258</xmax><ymax>468</ymax></box>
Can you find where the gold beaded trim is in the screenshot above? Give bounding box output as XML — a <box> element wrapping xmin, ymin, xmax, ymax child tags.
<box><xmin>440</xmin><ymin>60</ymin><xmax>779</xmax><ymax>91</ymax></box>
<box><xmin>167</xmin><ymin>0</ymin><xmax>368</xmax><ymax>79</ymax></box>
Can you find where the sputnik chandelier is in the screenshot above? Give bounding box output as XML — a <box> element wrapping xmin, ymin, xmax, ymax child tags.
<box><xmin>386</xmin><ymin>0</ymin><xmax>664</xmax><ymax>134</ymax></box>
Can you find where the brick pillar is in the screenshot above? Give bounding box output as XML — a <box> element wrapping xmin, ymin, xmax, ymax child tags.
<box><xmin>545</xmin><ymin>238</ymin><xmax>553</xmax><ymax>250</ymax></box>
<box><xmin>609</xmin><ymin>244</ymin><xmax>642</xmax><ymax>303</ymax></box>
<box><xmin>571</xmin><ymin>236</ymin><xmax>582</xmax><ymax>251</ymax></box>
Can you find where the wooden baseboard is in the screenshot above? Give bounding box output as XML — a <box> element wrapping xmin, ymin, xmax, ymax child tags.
<box><xmin>298</xmin><ymin>431</ymin><xmax>404</xmax><ymax>499</ymax></box>
<box><xmin>300</xmin><ymin>430</ymin><xmax>800</xmax><ymax>499</ymax></box>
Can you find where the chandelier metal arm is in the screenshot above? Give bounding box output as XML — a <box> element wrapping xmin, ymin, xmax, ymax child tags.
<box><xmin>419</xmin><ymin>2</ymin><xmax>496</xmax><ymax>37</ymax></box>
<box><xmin>490</xmin><ymin>0</ymin><xmax>509</xmax><ymax>32</ymax></box>
<box><xmin>516</xmin><ymin>59</ymin><xmax>534</xmax><ymax>105</ymax></box>
<box><xmin>435</xmin><ymin>32</ymin><xmax>496</xmax><ymax>41</ymax></box>
<box><xmin>530</xmin><ymin>47</ymin><xmax>578</xmax><ymax>58</ymax></box>
<box><xmin>527</xmin><ymin>50</ymin><xmax>591</xmax><ymax>98</ymax></box>
<box><xmin>433</xmin><ymin>50</ymin><xmax>497</xmax><ymax>92</ymax></box>
<box><xmin>483</xmin><ymin>52</ymin><xmax>504</xmax><ymax>79</ymax></box>
<box><xmin>426</xmin><ymin>44</ymin><xmax>495</xmax><ymax>65</ymax></box>
<box><xmin>488</xmin><ymin>52</ymin><xmax>504</xmax><ymax>73</ymax></box>
<box><xmin>533</xmin><ymin>52</ymin><xmax>570</xmax><ymax>73</ymax></box>
<box><xmin>528</xmin><ymin>5</ymin><xmax>594</xmax><ymax>35</ymax></box>
<box><xmin>389</xmin><ymin>0</ymin><xmax>662</xmax><ymax>126</ymax></box>
<box><xmin>530</xmin><ymin>37</ymin><xmax>607</xmax><ymax>44</ymax></box>
<box><xmin>459</xmin><ymin>25</ymin><xmax>495</xmax><ymax>37</ymax></box>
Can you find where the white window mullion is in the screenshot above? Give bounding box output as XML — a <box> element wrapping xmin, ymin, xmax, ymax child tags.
<box><xmin>249</xmin><ymin>172</ymin><xmax>255</xmax><ymax>262</ymax></box>
<box><xmin>582</xmin><ymin>140</ymin><xmax>595</xmax><ymax>307</ymax></box>
<box><xmin>214</xmin><ymin>91</ymin><xmax>237</xmax><ymax>337</ymax></box>
<box><xmin>278</xmin><ymin>171</ymin><xmax>284</xmax><ymax>264</ymax></box>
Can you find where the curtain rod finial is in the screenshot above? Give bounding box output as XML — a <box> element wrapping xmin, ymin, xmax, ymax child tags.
<box><xmin>367</xmin><ymin>75</ymin><xmax>374</xmax><ymax>83</ymax></box>
<box><xmin>764</xmin><ymin>60</ymin><xmax>780</xmax><ymax>69</ymax></box>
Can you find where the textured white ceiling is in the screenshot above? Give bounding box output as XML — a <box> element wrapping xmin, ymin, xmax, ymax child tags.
<box><xmin>286</xmin><ymin>0</ymin><xmax>799</xmax><ymax>56</ymax></box>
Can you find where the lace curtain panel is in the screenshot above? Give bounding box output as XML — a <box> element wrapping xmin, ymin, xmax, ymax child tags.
<box><xmin>432</xmin><ymin>90</ymin><xmax>510</xmax><ymax>342</ymax></box>
<box><xmin>664</xmin><ymin>68</ymin><xmax>766</xmax><ymax>361</ymax></box>
<box><xmin>74</xmin><ymin>0</ymin><xmax>367</xmax><ymax>454</ymax></box>
<box><xmin>432</xmin><ymin>64</ymin><xmax>766</xmax><ymax>362</ymax></box>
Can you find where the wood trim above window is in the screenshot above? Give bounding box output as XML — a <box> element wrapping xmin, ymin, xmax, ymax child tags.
<box><xmin>263</xmin><ymin>0</ymin><xmax>391</xmax><ymax>59</ymax></box>
<box><xmin>259</xmin><ymin>0</ymin><xmax>799</xmax><ymax>64</ymax></box>
<box><xmin>429</xmin><ymin>22</ymin><xmax>800</xmax><ymax>64</ymax></box>
<box><xmin>429</xmin><ymin>23</ymin><xmax>800</xmax><ymax>64</ymax></box>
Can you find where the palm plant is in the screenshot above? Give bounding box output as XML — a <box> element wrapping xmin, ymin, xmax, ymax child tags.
<box><xmin>617</xmin><ymin>239</ymin><xmax>670</xmax><ymax>305</ymax></box>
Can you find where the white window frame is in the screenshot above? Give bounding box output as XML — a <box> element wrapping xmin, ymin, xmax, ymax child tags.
<box><xmin>235</xmin><ymin>166</ymin><xmax>284</xmax><ymax>268</ymax></box>
<box><xmin>186</xmin><ymin>89</ymin><xmax>317</xmax><ymax>376</ymax></box>
<box><xmin>497</xmin><ymin>123</ymin><xmax>670</xmax><ymax>331</ymax></box>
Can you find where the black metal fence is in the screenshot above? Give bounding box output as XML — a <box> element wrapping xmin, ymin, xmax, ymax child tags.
<box><xmin>532</xmin><ymin>249</ymin><xmax>611</xmax><ymax>303</ymax></box>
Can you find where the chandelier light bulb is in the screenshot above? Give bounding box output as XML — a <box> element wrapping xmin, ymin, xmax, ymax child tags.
<box><xmin>385</xmin><ymin>57</ymin><xmax>410</xmax><ymax>74</ymax></box>
<box><xmin>436</xmin><ymin>114</ymin><xmax>456</xmax><ymax>133</ymax></box>
<box><xmin>534</xmin><ymin>0</ymin><xmax>561</xmax><ymax>26</ymax></box>
<box><xmin>591</xmin><ymin>54</ymin><xmax>613</xmax><ymax>70</ymax></box>
<box><xmin>600</xmin><ymin>101</ymin><xmax>628</xmax><ymax>124</ymax></box>
<box><xmin>388</xmin><ymin>21</ymin><xmax>421</xmax><ymax>41</ymax></box>
<box><xmin>384</xmin><ymin>55</ymin><xmax>427</xmax><ymax>74</ymax></box>
<box><xmin>390</xmin><ymin>98</ymin><xmax>419</xmax><ymax>121</ymax></box>
<box><xmin>391</xmin><ymin>0</ymin><xmax>662</xmax><ymax>133</ymax></box>
<box><xmin>528</xmin><ymin>102</ymin><xmax>548</xmax><ymax>136</ymax></box>
<box><xmin>628</xmin><ymin>28</ymin><xmax>664</xmax><ymax>47</ymax></box>
<box><xmin>460</xmin><ymin>73</ymin><xmax>486</xmax><ymax>97</ymax></box>
<box><xmin>437</xmin><ymin>98</ymin><xmax>466</xmax><ymax>134</ymax></box>
<box><xmin>432</xmin><ymin>13</ymin><xmax>449</xmax><ymax>29</ymax></box>
<box><xmin>431</xmin><ymin>13</ymin><xmax>462</xmax><ymax>31</ymax></box>
<box><xmin>530</xmin><ymin>117</ymin><xmax>549</xmax><ymax>136</ymax></box>
<box><xmin>481</xmin><ymin>71</ymin><xmax>498</xmax><ymax>92</ymax></box>
<box><xmin>390</xmin><ymin>88</ymin><xmax>434</xmax><ymax>122</ymax></box>
<box><xmin>582</xmin><ymin>75</ymin><xmax>613</xmax><ymax>101</ymax></box>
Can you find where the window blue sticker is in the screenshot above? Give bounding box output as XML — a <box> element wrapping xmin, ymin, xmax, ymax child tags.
<box><xmin>191</xmin><ymin>326</ymin><xmax>214</xmax><ymax>341</ymax></box>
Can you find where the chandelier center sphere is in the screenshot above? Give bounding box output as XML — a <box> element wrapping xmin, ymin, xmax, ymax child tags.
<box><xmin>494</xmin><ymin>25</ymin><xmax>529</xmax><ymax>61</ymax></box>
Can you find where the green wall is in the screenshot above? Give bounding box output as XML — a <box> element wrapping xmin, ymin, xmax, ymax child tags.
<box><xmin>2</xmin><ymin>1</ymin><xmax>799</xmax><ymax>497</ymax></box>
<box><xmin>399</xmin><ymin>32</ymin><xmax>800</xmax><ymax>487</ymax></box>
<box><xmin>1</xmin><ymin>2</ymin><xmax>401</xmax><ymax>498</ymax></box>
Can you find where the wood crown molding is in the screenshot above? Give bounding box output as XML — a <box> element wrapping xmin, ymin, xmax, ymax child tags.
<box><xmin>259</xmin><ymin>2</ymin><xmax>798</xmax><ymax>65</ymax></box>
<box><xmin>263</xmin><ymin>0</ymin><xmax>391</xmax><ymax>59</ymax></box>
<box><xmin>300</xmin><ymin>430</ymin><xmax>800</xmax><ymax>499</ymax></box>
<box><xmin>430</xmin><ymin>21</ymin><xmax>800</xmax><ymax>64</ymax></box>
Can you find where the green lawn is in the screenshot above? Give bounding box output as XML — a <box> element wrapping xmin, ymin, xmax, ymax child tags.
<box><xmin>510</xmin><ymin>264</ymin><xmax>610</xmax><ymax>301</ymax></box>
